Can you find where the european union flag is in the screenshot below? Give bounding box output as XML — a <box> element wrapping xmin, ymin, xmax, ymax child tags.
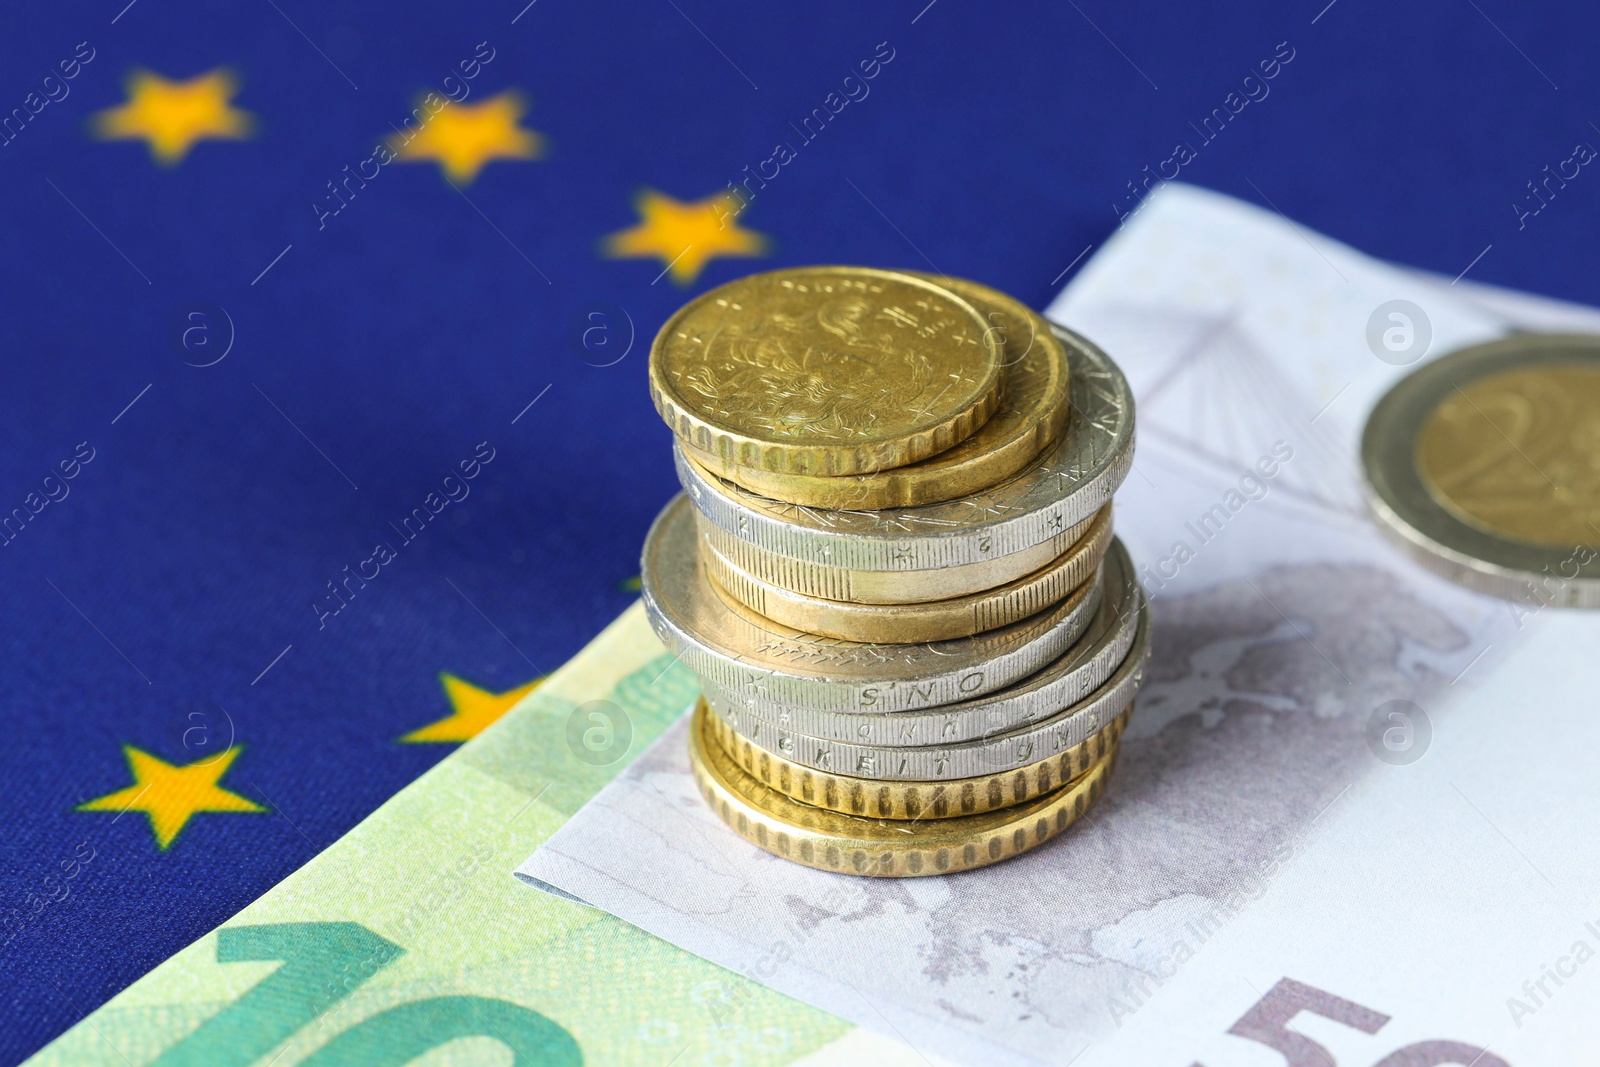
<box><xmin>2</xmin><ymin>0</ymin><xmax>1594</xmax><ymax>1061</ymax></box>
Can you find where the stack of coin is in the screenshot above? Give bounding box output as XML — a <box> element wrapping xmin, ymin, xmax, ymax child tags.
<box><xmin>639</xmin><ymin>266</ymin><xmax>1147</xmax><ymax>877</ymax></box>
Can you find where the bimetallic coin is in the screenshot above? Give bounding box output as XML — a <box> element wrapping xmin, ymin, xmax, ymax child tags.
<box><xmin>711</xmin><ymin>597</ymin><xmax>1149</xmax><ymax>781</ymax></box>
<box><xmin>681</xmin><ymin>276</ymin><xmax>1070</xmax><ymax>508</ymax></box>
<box><xmin>696</xmin><ymin>508</ymin><xmax>1095</xmax><ymax>604</ymax></box>
<box><xmin>675</xmin><ymin>323</ymin><xmax>1134</xmax><ymax>571</ymax></box>
<box><xmin>1362</xmin><ymin>333</ymin><xmax>1600</xmax><ymax>606</ymax></box>
<box><xmin>700</xmin><ymin>506</ymin><xmax>1113</xmax><ymax>643</ymax></box>
<box><xmin>641</xmin><ymin>494</ymin><xmax>1103</xmax><ymax>712</ymax></box>
<box><xmin>702</xmin><ymin>538</ymin><xmax>1143</xmax><ymax>745</ymax></box>
<box><xmin>689</xmin><ymin>702</ymin><xmax>1117</xmax><ymax>876</ymax></box>
<box><xmin>704</xmin><ymin>697</ymin><xmax>1128</xmax><ymax>820</ymax></box>
<box><xmin>649</xmin><ymin>267</ymin><xmax>1003</xmax><ymax>476</ymax></box>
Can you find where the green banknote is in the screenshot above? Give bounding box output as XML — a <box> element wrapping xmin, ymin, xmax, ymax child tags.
<box><xmin>31</xmin><ymin>605</ymin><xmax>860</xmax><ymax>1067</ymax></box>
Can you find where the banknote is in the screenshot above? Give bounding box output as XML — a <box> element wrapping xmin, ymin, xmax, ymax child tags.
<box><xmin>28</xmin><ymin>604</ymin><xmax>937</xmax><ymax>1067</ymax></box>
<box><xmin>519</xmin><ymin>183</ymin><xmax>1600</xmax><ymax>1065</ymax></box>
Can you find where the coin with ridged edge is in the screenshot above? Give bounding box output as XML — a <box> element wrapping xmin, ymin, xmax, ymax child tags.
<box><xmin>642</xmin><ymin>493</ymin><xmax>1103</xmax><ymax>712</ymax></box>
<box><xmin>650</xmin><ymin>267</ymin><xmax>1004</xmax><ymax>476</ymax></box>
<box><xmin>703</xmin><ymin>538</ymin><xmax>1143</xmax><ymax>744</ymax></box>
<box><xmin>700</xmin><ymin>506</ymin><xmax>1113</xmax><ymax>643</ymax></box>
<box><xmin>688</xmin><ymin>701</ymin><xmax>1117</xmax><ymax>877</ymax></box>
<box><xmin>679</xmin><ymin>275</ymin><xmax>1070</xmax><ymax>508</ymax></box>
<box><xmin>711</xmin><ymin>598</ymin><xmax>1148</xmax><ymax>781</ymax></box>
<box><xmin>704</xmin><ymin>697</ymin><xmax>1129</xmax><ymax>819</ymax></box>
<box><xmin>1362</xmin><ymin>333</ymin><xmax>1600</xmax><ymax>606</ymax></box>
<box><xmin>695</xmin><ymin>507</ymin><xmax>1096</xmax><ymax>604</ymax></box>
<box><xmin>674</xmin><ymin>323</ymin><xmax>1134</xmax><ymax>571</ymax></box>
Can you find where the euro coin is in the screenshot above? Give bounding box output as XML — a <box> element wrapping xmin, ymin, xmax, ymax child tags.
<box><xmin>688</xmin><ymin>701</ymin><xmax>1117</xmax><ymax>876</ymax></box>
<box><xmin>703</xmin><ymin>697</ymin><xmax>1129</xmax><ymax>819</ymax></box>
<box><xmin>640</xmin><ymin>493</ymin><xmax>1103</xmax><ymax>712</ymax></box>
<box><xmin>680</xmin><ymin>276</ymin><xmax>1070</xmax><ymax>508</ymax></box>
<box><xmin>1362</xmin><ymin>333</ymin><xmax>1600</xmax><ymax>606</ymax></box>
<box><xmin>694</xmin><ymin>506</ymin><xmax>1096</xmax><ymax>604</ymax></box>
<box><xmin>675</xmin><ymin>322</ymin><xmax>1133</xmax><ymax>572</ymax></box>
<box><xmin>702</xmin><ymin>538</ymin><xmax>1144</xmax><ymax>745</ymax></box>
<box><xmin>700</xmin><ymin>506</ymin><xmax>1112</xmax><ymax>643</ymax></box>
<box><xmin>712</xmin><ymin>594</ymin><xmax>1149</xmax><ymax>782</ymax></box>
<box><xmin>649</xmin><ymin>267</ymin><xmax>1003</xmax><ymax>476</ymax></box>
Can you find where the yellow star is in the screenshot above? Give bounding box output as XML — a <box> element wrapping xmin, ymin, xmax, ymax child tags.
<box><xmin>602</xmin><ymin>189</ymin><xmax>769</xmax><ymax>285</ymax></box>
<box><xmin>389</xmin><ymin>92</ymin><xmax>543</xmax><ymax>183</ymax></box>
<box><xmin>92</xmin><ymin>69</ymin><xmax>254</xmax><ymax>165</ymax></box>
<box><xmin>78</xmin><ymin>745</ymin><xmax>265</xmax><ymax>850</ymax></box>
<box><xmin>400</xmin><ymin>672</ymin><xmax>542</xmax><ymax>743</ymax></box>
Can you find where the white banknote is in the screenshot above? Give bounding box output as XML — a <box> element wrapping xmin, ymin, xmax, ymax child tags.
<box><xmin>518</xmin><ymin>183</ymin><xmax>1600</xmax><ymax>1066</ymax></box>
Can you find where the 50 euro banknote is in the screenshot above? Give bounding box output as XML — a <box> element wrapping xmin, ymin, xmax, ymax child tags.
<box><xmin>516</xmin><ymin>185</ymin><xmax>1600</xmax><ymax>1067</ymax></box>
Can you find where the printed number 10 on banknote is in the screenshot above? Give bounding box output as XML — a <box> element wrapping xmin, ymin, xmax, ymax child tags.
<box><xmin>145</xmin><ymin>922</ymin><xmax>579</xmax><ymax>1066</ymax></box>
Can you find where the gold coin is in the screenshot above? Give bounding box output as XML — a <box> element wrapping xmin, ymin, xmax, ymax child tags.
<box><xmin>693</xmin><ymin>506</ymin><xmax>1098</xmax><ymax>604</ymax></box>
<box><xmin>702</xmin><ymin>696</ymin><xmax>1129</xmax><ymax>820</ymax></box>
<box><xmin>1416</xmin><ymin>363</ymin><xmax>1600</xmax><ymax>548</ymax></box>
<box><xmin>1363</xmin><ymin>333</ymin><xmax>1600</xmax><ymax>605</ymax></box>
<box><xmin>689</xmin><ymin>702</ymin><xmax>1117</xmax><ymax>876</ymax></box>
<box><xmin>680</xmin><ymin>275</ymin><xmax>1070</xmax><ymax>507</ymax></box>
<box><xmin>700</xmin><ymin>506</ymin><xmax>1113</xmax><ymax>642</ymax></box>
<box><xmin>649</xmin><ymin>267</ymin><xmax>1004</xmax><ymax>476</ymax></box>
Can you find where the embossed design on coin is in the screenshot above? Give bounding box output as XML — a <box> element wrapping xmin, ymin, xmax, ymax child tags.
<box><xmin>641</xmin><ymin>494</ymin><xmax>1103</xmax><ymax>712</ymax></box>
<box><xmin>1416</xmin><ymin>364</ymin><xmax>1600</xmax><ymax>548</ymax></box>
<box><xmin>705</xmin><ymin>697</ymin><xmax>1129</xmax><ymax>818</ymax></box>
<box><xmin>677</xmin><ymin>323</ymin><xmax>1135</xmax><ymax>571</ymax></box>
<box><xmin>700</xmin><ymin>506</ymin><xmax>1112</xmax><ymax>643</ymax></box>
<box><xmin>650</xmin><ymin>267</ymin><xmax>1003</xmax><ymax>475</ymax></box>
<box><xmin>709</xmin><ymin>595</ymin><xmax>1148</xmax><ymax>781</ymax></box>
<box><xmin>680</xmin><ymin>275</ymin><xmax>1070</xmax><ymax>508</ymax></box>
<box><xmin>1362</xmin><ymin>332</ymin><xmax>1600</xmax><ymax>605</ymax></box>
<box><xmin>689</xmin><ymin>701</ymin><xmax>1116</xmax><ymax>876</ymax></box>
<box><xmin>693</xmin><ymin>502</ymin><xmax>1095</xmax><ymax>604</ymax></box>
<box><xmin>700</xmin><ymin>540</ymin><xmax>1143</xmax><ymax>744</ymax></box>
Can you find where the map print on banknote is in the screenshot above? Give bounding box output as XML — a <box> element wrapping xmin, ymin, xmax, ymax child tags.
<box><xmin>523</xmin><ymin>556</ymin><xmax>1471</xmax><ymax>1063</ymax></box>
<box><xmin>519</xmin><ymin>184</ymin><xmax>1524</xmax><ymax>1065</ymax></box>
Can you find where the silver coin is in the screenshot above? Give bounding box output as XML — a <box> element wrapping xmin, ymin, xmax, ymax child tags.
<box><xmin>703</xmin><ymin>537</ymin><xmax>1141</xmax><ymax>744</ymax></box>
<box><xmin>709</xmin><ymin>594</ymin><xmax>1150</xmax><ymax>781</ymax></box>
<box><xmin>1362</xmin><ymin>333</ymin><xmax>1600</xmax><ymax>607</ymax></box>
<box><xmin>641</xmin><ymin>493</ymin><xmax>1104</xmax><ymax>712</ymax></box>
<box><xmin>696</xmin><ymin>507</ymin><xmax>1099</xmax><ymax>604</ymax></box>
<box><xmin>674</xmin><ymin>323</ymin><xmax>1135</xmax><ymax>572</ymax></box>
<box><xmin>701</xmin><ymin>505</ymin><xmax>1112</xmax><ymax>643</ymax></box>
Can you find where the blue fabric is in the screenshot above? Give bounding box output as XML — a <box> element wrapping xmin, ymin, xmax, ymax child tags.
<box><xmin>1</xmin><ymin>0</ymin><xmax>1593</xmax><ymax>1059</ymax></box>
